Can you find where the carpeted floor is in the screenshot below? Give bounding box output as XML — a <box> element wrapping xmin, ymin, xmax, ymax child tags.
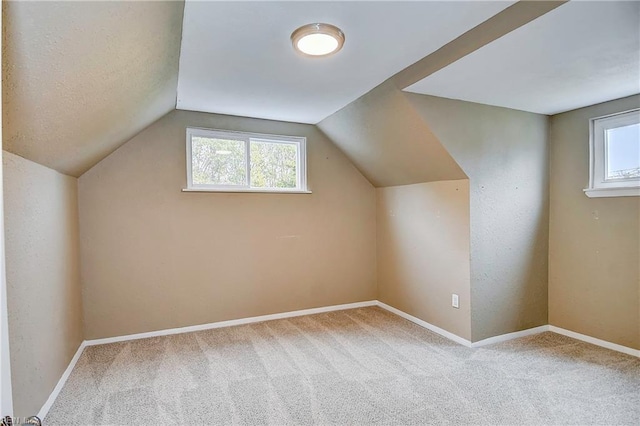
<box><xmin>45</xmin><ymin>307</ymin><xmax>640</xmax><ymax>425</ymax></box>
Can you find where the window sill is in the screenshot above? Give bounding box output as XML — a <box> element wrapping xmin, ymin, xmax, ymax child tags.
<box><xmin>584</xmin><ymin>187</ymin><xmax>640</xmax><ymax>198</ymax></box>
<box><xmin>182</xmin><ymin>188</ymin><xmax>312</xmax><ymax>194</ymax></box>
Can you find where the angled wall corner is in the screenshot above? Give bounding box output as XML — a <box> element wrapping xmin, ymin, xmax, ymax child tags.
<box><xmin>406</xmin><ymin>93</ymin><xmax>550</xmax><ymax>342</ymax></box>
<box><xmin>2</xmin><ymin>151</ymin><xmax>83</xmax><ymax>416</ymax></box>
<box><xmin>2</xmin><ymin>0</ymin><xmax>185</xmax><ymax>177</ymax></box>
<box><xmin>316</xmin><ymin>80</ymin><xmax>467</xmax><ymax>188</ymax></box>
<box><xmin>377</xmin><ymin>179</ymin><xmax>472</xmax><ymax>341</ymax></box>
<box><xmin>316</xmin><ymin>80</ymin><xmax>472</xmax><ymax>340</ymax></box>
<box><xmin>319</xmin><ymin>83</ymin><xmax>549</xmax><ymax>342</ymax></box>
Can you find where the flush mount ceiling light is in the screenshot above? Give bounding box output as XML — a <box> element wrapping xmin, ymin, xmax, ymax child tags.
<box><xmin>291</xmin><ymin>23</ymin><xmax>345</xmax><ymax>57</ymax></box>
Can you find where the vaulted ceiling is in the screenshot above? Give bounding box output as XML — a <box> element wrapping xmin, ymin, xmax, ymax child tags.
<box><xmin>2</xmin><ymin>1</ymin><xmax>184</xmax><ymax>177</ymax></box>
<box><xmin>2</xmin><ymin>0</ymin><xmax>514</xmax><ymax>178</ymax></box>
<box><xmin>405</xmin><ymin>1</ymin><xmax>640</xmax><ymax>115</ymax></box>
<box><xmin>175</xmin><ymin>0</ymin><xmax>513</xmax><ymax>124</ymax></box>
<box><xmin>3</xmin><ymin>1</ymin><xmax>638</xmax><ymax>181</ymax></box>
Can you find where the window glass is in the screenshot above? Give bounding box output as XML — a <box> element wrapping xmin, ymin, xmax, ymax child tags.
<box><xmin>606</xmin><ymin>123</ymin><xmax>640</xmax><ymax>180</ymax></box>
<box><xmin>191</xmin><ymin>136</ymin><xmax>247</xmax><ymax>186</ymax></box>
<box><xmin>186</xmin><ymin>128</ymin><xmax>307</xmax><ymax>192</ymax></box>
<box><xmin>250</xmin><ymin>140</ymin><xmax>298</xmax><ymax>189</ymax></box>
<box><xmin>586</xmin><ymin>109</ymin><xmax>640</xmax><ymax>198</ymax></box>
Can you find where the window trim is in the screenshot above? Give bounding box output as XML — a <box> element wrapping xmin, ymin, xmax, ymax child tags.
<box><xmin>184</xmin><ymin>127</ymin><xmax>310</xmax><ymax>194</ymax></box>
<box><xmin>585</xmin><ymin>108</ymin><xmax>640</xmax><ymax>198</ymax></box>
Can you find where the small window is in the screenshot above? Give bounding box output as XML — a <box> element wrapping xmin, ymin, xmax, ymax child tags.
<box><xmin>185</xmin><ymin>128</ymin><xmax>308</xmax><ymax>193</ymax></box>
<box><xmin>586</xmin><ymin>109</ymin><xmax>640</xmax><ymax>198</ymax></box>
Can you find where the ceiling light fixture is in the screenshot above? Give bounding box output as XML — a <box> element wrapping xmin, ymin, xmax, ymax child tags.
<box><xmin>291</xmin><ymin>23</ymin><xmax>345</xmax><ymax>57</ymax></box>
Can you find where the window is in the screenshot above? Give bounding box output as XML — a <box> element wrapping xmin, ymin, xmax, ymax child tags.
<box><xmin>185</xmin><ymin>128</ymin><xmax>308</xmax><ymax>193</ymax></box>
<box><xmin>586</xmin><ymin>109</ymin><xmax>640</xmax><ymax>198</ymax></box>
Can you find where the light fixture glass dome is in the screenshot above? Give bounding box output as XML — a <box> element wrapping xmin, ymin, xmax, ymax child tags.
<box><xmin>291</xmin><ymin>23</ymin><xmax>345</xmax><ymax>57</ymax></box>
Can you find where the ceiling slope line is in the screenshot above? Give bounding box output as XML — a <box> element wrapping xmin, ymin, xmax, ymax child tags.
<box><xmin>392</xmin><ymin>0</ymin><xmax>568</xmax><ymax>90</ymax></box>
<box><xmin>175</xmin><ymin>0</ymin><xmax>515</xmax><ymax>124</ymax></box>
<box><xmin>316</xmin><ymin>80</ymin><xmax>467</xmax><ymax>188</ymax></box>
<box><xmin>173</xmin><ymin>0</ymin><xmax>187</xmax><ymax>110</ymax></box>
<box><xmin>2</xmin><ymin>1</ymin><xmax>185</xmax><ymax>177</ymax></box>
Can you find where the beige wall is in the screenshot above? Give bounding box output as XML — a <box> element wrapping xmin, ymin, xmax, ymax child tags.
<box><xmin>377</xmin><ymin>180</ymin><xmax>471</xmax><ymax>340</ymax></box>
<box><xmin>407</xmin><ymin>94</ymin><xmax>549</xmax><ymax>342</ymax></box>
<box><xmin>2</xmin><ymin>1</ymin><xmax>184</xmax><ymax>177</ymax></box>
<box><xmin>549</xmin><ymin>95</ymin><xmax>640</xmax><ymax>350</ymax></box>
<box><xmin>2</xmin><ymin>151</ymin><xmax>83</xmax><ymax>416</ymax></box>
<box><xmin>317</xmin><ymin>80</ymin><xmax>466</xmax><ymax>187</ymax></box>
<box><xmin>78</xmin><ymin>110</ymin><xmax>377</xmax><ymax>339</ymax></box>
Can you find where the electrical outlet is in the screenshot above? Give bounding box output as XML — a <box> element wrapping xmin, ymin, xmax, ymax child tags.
<box><xmin>452</xmin><ymin>294</ymin><xmax>459</xmax><ymax>309</ymax></box>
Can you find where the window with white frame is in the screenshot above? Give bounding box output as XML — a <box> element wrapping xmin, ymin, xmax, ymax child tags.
<box><xmin>586</xmin><ymin>109</ymin><xmax>640</xmax><ymax>198</ymax></box>
<box><xmin>185</xmin><ymin>128</ymin><xmax>308</xmax><ymax>192</ymax></box>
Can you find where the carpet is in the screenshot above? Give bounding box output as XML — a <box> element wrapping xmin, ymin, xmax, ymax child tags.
<box><xmin>45</xmin><ymin>307</ymin><xmax>640</xmax><ymax>425</ymax></box>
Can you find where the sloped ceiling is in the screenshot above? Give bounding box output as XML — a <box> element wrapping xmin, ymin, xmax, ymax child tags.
<box><xmin>2</xmin><ymin>1</ymin><xmax>184</xmax><ymax>177</ymax></box>
<box><xmin>176</xmin><ymin>0</ymin><xmax>514</xmax><ymax>124</ymax></box>
<box><xmin>317</xmin><ymin>80</ymin><xmax>466</xmax><ymax>187</ymax></box>
<box><xmin>405</xmin><ymin>1</ymin><xmax>640</xmax><ymax>115</ymax></box>
<box><xmin>2</xmin><ymin>0</ymin><xmax>598</xmax><ymax>186</ymax></box>
<box><xmin>317</xmin><ymin>1</ymin><xmax>565</xmax><ymax>188</ymax></box>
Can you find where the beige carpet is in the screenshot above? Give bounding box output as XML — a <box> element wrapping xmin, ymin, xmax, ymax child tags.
<box><xmin>45</xmin><ymin>307</ymin><xmax>640</xmax><ymax>425</ymax></box>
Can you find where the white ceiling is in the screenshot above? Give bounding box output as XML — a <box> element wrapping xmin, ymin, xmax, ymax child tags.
<box><xmin>176</xmin><ymin>0</ymin><xmax>513</xmax><ymax>124</ymax></box>
<box><xmin>405</xmin><ymin>1</ymin><xmax>640</xmax><ymax>115</ymax></box>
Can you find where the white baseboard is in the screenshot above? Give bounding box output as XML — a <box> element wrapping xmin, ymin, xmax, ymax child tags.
<box><xmin>84</xmin><ymin>300</ymin><xmax>378</xmax><ymax>346</ymax></box>
<box><xmin>472</xmin><ymin>325</ymin><xmax>550</xmax><ymax>348</ymax></box>
<box><xmin>375</xmin><ymin>301</ymin><xmax>474</xmax><ymax>347</ymax></box>
<box><xmin>549</xmin><ymin>325</ymin><xmax>640</xmax><ymax>358</ymax></box>
<box><xmin>375</xmin><ymin>302</ymin><xmax>639</xmax><ymax>357</ymax></box>
<box><xmin>39</xmin><ymin>300</ymin><xmax>640</xmax><ymax>419</ymax></box>
<box><xmin>375</xmin><ymin>303</ymin><xmax>640</xmax><ymax>357</ymax></box>
<box><xmin>37</xmin><ymin>341</ymin><xmax>86</xmax><ymax>420</ymax></box>
<box><xmin>39</xmin><ymin>301</ymin><xmax>377</xmax><ymax>418</ymax></box>
<box><xmin>375</xmin><ymin>302</ymin><xmax>549</xmax><ymax>348</ymax></box>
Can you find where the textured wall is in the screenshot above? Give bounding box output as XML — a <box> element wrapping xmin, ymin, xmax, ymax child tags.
<box><xmin>317</xmin><ymin>80</ymin><xmax>466</xmax><ymax>187</ymax></box>
<box><xmin>78</xmin><ymin>110</ymin><xmax>377</xmax><ymax>339</ymax></box>
<box><xmin>2</xmin><ymin>1</ymin><xmax>184</xmax><ymax>176</ymax></box>
<box><xmin>549</xmin><ymin>94</ymin><xmax>640</xmax><ymax>350</ymax></box>
<box><xmin>2</xmin><ymin>152</ymin><xmax>83</xmax><ymax>416</ymax></box>
<box><xmin>377</xmin><ymin>180</ymin><xmax>472</xmax><ymax>340</ymax></box>
<box><xmin>408</xmin><ymin>94</ymin><xmax>549</xmax><ymax>342</ymax></box>
<box><xmin>0</xmin><ymin>152</ymin><xmax>13</xmax><ymax>416</ymax></box>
